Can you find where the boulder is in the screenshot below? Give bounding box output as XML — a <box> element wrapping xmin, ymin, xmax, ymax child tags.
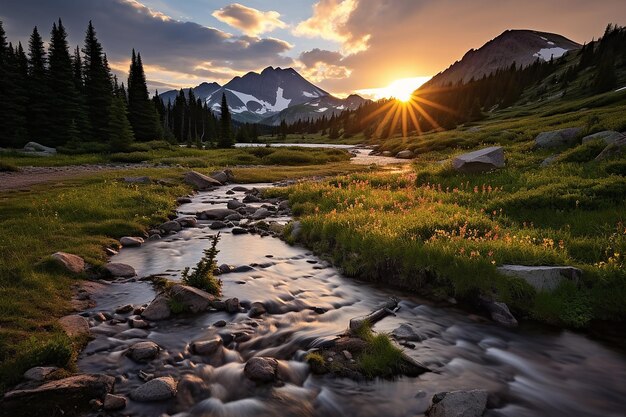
<box><xmin>540</xmin><ymin>154</ymin><xmax>559</xmax><ymax>167</ymax></box>
<box><xmin>582</xmin><ymin>130</ymin><xmax>624</xmax><ymax>145</ymax></box>
<box><xmin>103</xmin><ymin>263</ymin><xmax>136</xmax><ymax>278</ymax></box>
<box><xmin>200</xmin><ymin>208</ymin><xmax>237</xmax><ymax>220</ymax></box>
<box><xmin>396</xmin><ymin>150</ymin><xmax>414</xmax><ymax>159</ymax></box>
<box><xmin>225</xmin><ymin>213</ymin><xmax>243</xmax><ymax>221</ymax></box>
<box><xmin>242</xmin><ymin>194</ymin><xmax>262</xmax><ymax>203</ymax></box>
<box><xmin>210</xmin><ymin>169</ymin><xmax>235</xmax><ymax>184</ymax></box>
<box><xmin>1</xmin><ymin>374</ymin><xmax>114</xmax><ymax>416</ymax></box>
<box><xmin>480</xmin><ymin>297</ymin><xmax>518</xmax><ymax>327</ymax></box>
<box><xmin>142</xmin><ymin>294</ymin><xmax>171</xmax><ymax>321</ymax></box>
<box><xmin>232</xmin><ymin>227</ymin><xmax>248</xmax><ymax>235</ymax></box>
<box><xmin>595</xmin><ymin>137</ymin><xmax>626</xmax><ymax>161</ymax></box>
<box><xmin>497</xmin><ymin>265</ymin><xmax>581</xmax><ymax>292</ymax></box>
<box><xmin>289</xmin><ymin>221</ymin><xmax>302</xmax><ymax>240</ymax></box>
<box><xmin>176</xmin><ymin>216</ymin><xmax>197</xmax><ymax>228</ymax></box>
<box><xmin>176</xmin><ymin>197</ymin><xmax>193</xmax><ymax>204</ymax></box>
<box><xmin>58</xmin><ymin>315</ymin><xmax>90</xmax><ymax>338</ymax></box>
<box><xmin>225</xmin><ymin>297</ymin><xmax>241</xmax><ymax>313</ymax></box>
<box><xmin>227</xmin><ymin>200</ymin><xmax>245</xmax><ymax>210</ymax></box>
<box><xmin>23</xmin><ymin>141</ymin><xmax>57</xmax><ymax>154</ymax></box>
<box><xmin>535</xmin><ymin>127</ymin><xmax>582</xmax><ymax>148</ymax></box>
<box><xmin>426</xmin><ymin>390</ymin><xmax>488</xmax><ymax>417</ymax></box>
<box><xmin>452</xmin><ymin>146</ymin><xmax>505</xmax><ymax>173</ymax></box>
<box><xmin>174</xmin><ymin>375</ymin><xmax>211</xmax><ymax>411</ymax></box>
<box><xmin>244</xmin><ymin>357</ymin><xmax>278</xmax><ymax>383</ymax></box>
<box><xmin>248</xmin><ymin>302</ymin><xmax>266</xmax><ymax>318</ymax></box>
<box><xmin>119</xmin><ymin>236</ymin><xmax>144</xmax><ymax>247</ymax></box>
<box><xmin>209</xmin><ymin>221</ymin><xmax>228</xmax><ymax>230</ymax></box>
<box><xmin>160</xmin><ymin>220</ymin><xmax>182</xmax><ymax>233</ymax></box>
<box><xmin>127</xmin><ymin>341</ymin><xmax>160</xmax><ymax>362</ymax></box>
<box><xmin>103</xmin><ymin>393</ymin><xmax>127</xmax><ymax>411</ymax></box>
<box><xmin>392</xmin><ymin>323</ymin><xmax>428</xmax><ymax>342</ymax></box>
<box><xmin>51</xmin><ymin>252</ymin><xmax>85</xmax><ymax>274</ymax></box>
<box><xmin>190</xmin><ymin>337</ymin><xmax>222</xmax><ymax>355</ymax></box>
<box><xmin>250</xmin><ymin>208</ymin><xmax>270</xmax><ymax>220</ymax></box>
<box><xmin>130</xmin><ymin>377</ymin><xmax>177</xmax><ymax>402</ymax></box>
<box><xmin>170</xmin><ymin>284</ymin><xmax>216</xmax><ymax>313</ymax></box>
<box><xmin>115</xmin><ymin>304</ymin><xmax>134</xmax><ymax>314</ymax></box>
<box><xmin>23</xmin><ymin>366</ymin><xmax>58</xmax><ymax>382</ymax></box>
<box><xmin>130</xmin><ymin>318</ymin><xmax>149</xmax><ymax>329</ymax></box>
<box><xmin>382</xmin><ymin>150</ymin><xmax>393</xmax><ymax>156</ymax></box>
<box><xmin>183</xmin><ymin>171</ymin><xmax>222</xmax><ymax>189</ymax></box>
<box><xmin>231</xmin><ymin>186</ymin><xmax>250</xmax><ymax>192</ymax></box>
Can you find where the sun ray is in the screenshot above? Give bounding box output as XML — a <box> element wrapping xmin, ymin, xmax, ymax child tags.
<box><xmin>409</xmin><ymin>100</ymin><xmax>442</xmax><ymax>131</ymax></box>
<box><xmin>375</xmin><ymin>101</ymin><xmax>400</xmax><ymax>138</ymax></box>
<box><xmin>406</xmin><ymin>100</ymin><xmax>422</xmax><ymax>136</ymax></box>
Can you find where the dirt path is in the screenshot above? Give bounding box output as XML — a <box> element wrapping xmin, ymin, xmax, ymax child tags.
<box><xmin>0</xmin><ymin>164</ymin><xmax>149</xmax><ymax>191</ymax></box>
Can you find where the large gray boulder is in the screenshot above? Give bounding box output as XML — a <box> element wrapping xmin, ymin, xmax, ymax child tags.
<box><xmin>210</xmin><ymin>169</ymin><xmax>235</xmax><ymax>184</ymax></box>
<box><xmin>595</xmin><ymin>137</ymin><xmax>626</xmax><ymax>161</ymax></box>
<box><xmin>426</xmin><ymin>389</ymin><xmax>488</xmax><ymax>417</ymax></box>
<box><xmin>497</xmin><ymin>265</ymin><xmax>581</xmax><ymax>291</ymax></box>
<box><xmin>184</xmin><ymin>171</ymin><xmax>222</xmax><ymax>189</ymax></box>
<box><xmin>227</xmin><ymin>200</ymin><xmax>245</xmax><ymax>210</ymax></box>
<box><xmin>23</xmin><ymin>141</ymin><xmax>57</xmax><ymax>155</ymax></box>
<box><xmin>396</xmin><ymin>150</ymin><xmax>414</xmax><ymax>159</ymax></box>
<box><xmin>160</xmin><ymin>220</ymin><xmax>182</xmax><ymax>233</ymax></box>
<box><xmin>130</xmin><ymin>377</ymin><xmax>177</xmax><ymax>402</ymax></box>
<box><xmin>169</xmin><ymin>284</ymin><xmax>216</xmax><ymax>313</ymax></box>
<box><xmin>250</xmin><ymin>208</ymin><xmax>270</xmax><ymax>220</ymax></box>
<box><xmin>199</xmin><ymin>208</ymin><xmax>238</xmax><ymax>220</ymax></box>
<box><xmin>535</xmin><ymin>127</ymin><xmax>582</xmax><ymax>149</ymax></box>
<box><xmin>582</xmin><ymin>130</ymin><xmax>624</xmax><ymax>145</ymax></box>
<box><xmin>1</xmin><ymin>374</ymin><xmax>114</xmax><ymax>415</ymax></box>
<box><xmin>103</xmin><ymin>263</ymin><xmax>136</xmax><ymax>278</ymax></box>
<box><xmin>51</xmin><ymin>252</ymin><xmax>85</xmax><ymax>274</ymax></box>
<box><xmin>452</xmin><ymin>146</ymin><xmax>505</xmax><ymax>173</ymax></box>
<box><xmin>141</xmin><ymin>293</ymin><xmax>171</xmax><ymax>321</ymax></box>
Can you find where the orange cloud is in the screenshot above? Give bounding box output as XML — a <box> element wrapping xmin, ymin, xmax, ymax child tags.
<box><xmin>212</xmin><ymin>3</ymin><xmax>287</xmax><ymax>36</ymax></box>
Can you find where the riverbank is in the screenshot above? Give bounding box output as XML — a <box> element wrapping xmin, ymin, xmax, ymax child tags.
<box><xmin>0</xmin><ymin>162</ymin><xmax>363</xmax><ymax>392</ymax></box>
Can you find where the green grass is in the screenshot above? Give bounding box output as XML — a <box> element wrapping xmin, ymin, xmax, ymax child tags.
<box><xmin>353</xmin><ymin>323</ymin><xmax>405</xmax><ymax>378</ymax></box>
<box><xmin>257</xmin><ymin>132</ymin><xmax>364</xmax><ymax>145</ymax></box>
<box><xmin>0</xmin><ymin>161</ymin><xmax>20</xmax><ymax>172</ymax></box>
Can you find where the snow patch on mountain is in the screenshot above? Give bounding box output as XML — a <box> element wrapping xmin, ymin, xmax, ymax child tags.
<box><xmin>534</xmin><ymin>47</ymin><xmax>569</xmax><ymax>60</ymax></box>
<box><xmin>270</xmin><ymin>87</ymin><xmax>291</xmax><ymax>111</ymax></box>
<box><xmin>303</xmin><ymin>91</ymin><xmax>321</xmax><ymax>98</ymax></box>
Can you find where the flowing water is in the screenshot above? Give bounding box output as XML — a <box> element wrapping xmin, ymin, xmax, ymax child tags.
<box><xmin>78</xmin><ymin>183</ymin><xmax>626</xmax><ymax>417</ymax></box>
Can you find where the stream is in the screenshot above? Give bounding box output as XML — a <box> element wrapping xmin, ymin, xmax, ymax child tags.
<box><xmin>78</xmin><ymin>182</ymin><xmax>626</xmax><ymax>417</ymax></box>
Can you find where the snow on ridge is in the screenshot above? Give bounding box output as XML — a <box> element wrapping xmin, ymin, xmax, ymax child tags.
<box><xmin>317</xmin><ymin>107</ymin><xmax>328</xmax><ymax>112</ymax></box>
<box><xmin>270</xmin><ymin>87</ymin><xmax>291</xmax><ymax>112</ymax></box>
<box><xmin>303</xmin><ymin>91</ymin><xmax>320</xmax><ymax>98</ymax></box>
<box><xmin>616</xmin><ymin>86</ymin><xmax>626</xmax><ymax>93</ymax></box>
<box><xmin>533</xmin><ymin>47</ymin><xmax>569</xmax><ymax>61</ymax></box>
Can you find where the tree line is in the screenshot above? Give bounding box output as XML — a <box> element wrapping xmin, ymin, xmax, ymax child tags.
<box><xmin>0</xmin><ymin>19</ymin><xmax>235</xmax><ymax>150</ymax></box>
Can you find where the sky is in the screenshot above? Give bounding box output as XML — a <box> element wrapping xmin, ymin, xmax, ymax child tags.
<box><xmin>1</xmin><ymin>0</ymin><xmax>625</xmax><ymax>98</ymax></box>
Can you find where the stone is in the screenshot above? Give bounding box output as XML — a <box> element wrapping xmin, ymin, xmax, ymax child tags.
<box><xmin>176</xmin><ymin>216</ymin><xmax>198</xmax><ymax>228</ymax></box>
<box><xmin>175</xmin><ymin>374</ymin><xmax>211</xmax><ymax>411</ymax></box>
<box><xmin>103</xmin><ymin>263</ymin><xmax>136</xmax><ymax>278</ymax></box>
<box><xmin>232</xmin><ymin>186</ymin><xmax>250</xmax><ymax>192</ymax></box>
<box><xmin>452</xmin><ymin>146</ymin><xmax>505</xmax><ymax>173</ymax></box>
<box><xmin>219</xmin><ymin>264</ymin><xmax>234</xmax><ymax>274</ymax></box>
<box><xmin>243</xmin><ymin>194</ymin><xmax>262</xmax><ymax>203</ymax></box>
<box><xmin>480</xmin><ymin>297</ymin><xmax>518</xmax><ymax>327</ymax></box>
<box><xmin>51</xmin><ymin>252</ymin><xmax>85</xmax><ymax>274</ymax></box>
<box><xmin>2</xmin><ymin>374</ymin><xmax>114</xmax><ymax>415</ymax></box>
<box><xmin>119</xmin><ymin>236</ymin><xmax>144</xmax><ymax>247</ymax></box>
<box><xmin>251</xmin><ymin>208</ymin><xmax>270</xmax><ymax>220</ymax></box>
<box><xmin>213</xmin><ymin>320</ymin><xmax>227</xmax><ymax>327</ymax></box>
<box><xmin>200</xmin><ymin>208</ymin><xmax>238</xmax><ymax>220</ymax></box>
<box><xmin>232</xmin><ymin>227</ymin><xmax>248</xmax><ymax>235</ymax></box>
<box><xmin>103</xmin><ymin>393</ymin><xmax>127</xmax><ymax>411</ymax></box>
<box><xmin>290</xmin><ymin>221</ymin><xmax>302</xmax><ymax>240</ymax></box>
<box><xmin>23</xmin><ymin>141</ymin><xmax>57</xmax><ymax>154</ymax></box>
<box><xmin>225</xmin><ymin>297</ymin><xmax>240</xmax><ymax>313</ymax></box>
<box><xmin>170</xmin><ymin>284</ymin><xmax>216</xmax><ymax>313</ymax></box>
<box><xmin>342</xmin><ymin>350</ymin><xmax>353</xmax><ymax>360</ymax></box>
<box><xmin>595</xmin><ymin>137</ymin><xmax>626</xmax><ymax>161</ymax></box>
<box><xmin>233</xmin><ymin>265</ymin><xmax>253</xmax><ymax>273</ymax></box>
<box><xmin>225</xmin><ymin>213</ymin><xmax>243</xmax><ymax>221</ymax></box>
<box><xmin>23</xmin><ymin>366</ymin><xmax>58</xmax><ymax>381</ymax></box>
<box><xmin>160</xmin><ymin>220</ymin><xmax>182</xmax><ymax>233</ymax></box>
<box><xmin>582</xmin><ymin>130</ymin><xmax>623</xmax><ymax>145</ymax></box>
<box><xmin>142</xmin><ymin>294</ymin><xmax>171</xmax><ymax>321</ymax></box>
<box><xmin>210</xmin><ymin>221</ymin><xmax>228</xmax><ymax>230</ymax></box>
<box><xmin>392</xmin><ymin>323</ymin><xmax>428</xmax><ymax>342</ymax></box>
<box><xmin>130</xmin><ymin>376</ymin><xmax>178</xmax><ymax>402</ymax></box>
<box><xmin>244</xmin><ymin>357</ymin><xmax>278</xmax><ymax>383</ymax></box>
<box><xmin>115</xmin><ymin>304</ymin><xmax>134</xmax><ymax>314</ymax></box>
<box><xmin>248</xmin><ymin>302</ymin><xmax>266</xmax><ymax>318</ymax></box>
<box><xmin>183</xmin><ymin>171</ymin><xmax>222</xmax><ymax>189</ymax></box>
<box><xmin>497</xmin><ymin>265</ymin><xmax>581</xmax><ymax>291</ymax></box>
<box><xmin>227</xmin><ymin>200</ymin><xmax>245</xmax><ymax>210</ymax></box>
<box><xmin>127</xmin><ymin>341</ymin><xmax>160</xmax><ymax>362</ymax></box>
<box><xmin>190</xmin><ymin>337</ymin><xmax>222</xmax><ymax>355</ymax></box>
<box><xmin>535</xmin><ymin>127</ymin><xmax>582</xmax><ymax>149</ymax></box>
<box><xmin>58</xmin><ymin>315</ymin><xmax>90</xmax><ymax>338</ymax></box>
<box><xmin>176</xmin><ymin>197</ymin><xmax>193</xmax><ymax>204</ymax></box>
<box><xmin>426</xmin><ymin>389</ymin><xmax>488</xmax><ymax>417</ymax></box>
<box><xmin>396</xmin><ymin>150</ymin><xmax>414</xmax><ymax>159</ymax></box>
<box><xmin>123</xmin><ymin>176</ymin><xmax>151</xmax><ymax>184</ymax></box>
<box><xmin>540</xmin><ymin>154</ymin><xmax>559</xmax><ymax>167</ymax></box>
<box><xmin>210</xmin><ymin>169</ymin><xmax>235</xmax><ymax>184</ymax></box>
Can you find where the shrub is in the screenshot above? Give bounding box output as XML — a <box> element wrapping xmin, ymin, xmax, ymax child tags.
<box><xmin>353</xmin><ymin>323</ymin><xmax>404</xmax><ymax>378</ymax></box>
<box><xmin>109</xmin><ymin>151</ymin><xmax>151</xmax><ymax>163</ymax></box>
<box><xmin>557</xmin><ymin>139</ymin><xmax>607</xmax><ymax>163</ymax></box>
<box><xmin>181</xmin><ymin>233</ymin><xmax>222</xmax><ymax>295</ymax></box>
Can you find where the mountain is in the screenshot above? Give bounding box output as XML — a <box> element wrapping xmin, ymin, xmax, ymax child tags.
<box><xmin>159</xmin><ymin>82</ymin><xmax>221</xmax><ymax>104</ymax></box>
<box><xmin>159</xmin><ymin>66</ymin><xmax>367</xmax><ymax>124</ymax></box>
<box><xmin>261</xmin><ymin>94</ymin><xmax>368</xmax><ymax>126</ymax></box>
<box><xmin>424</xmin><ymin>29</ymin><xmax>581</xmax><ymax>88</ymax></box>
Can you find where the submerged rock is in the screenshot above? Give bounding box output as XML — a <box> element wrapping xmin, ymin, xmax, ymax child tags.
<box><xmin>176</xmin><ymin>196</ymin><xmax>193</xmax><ymax>204</ymax></box>
<box><xmin>426</xmin><ymin>389</ymin><xmax>488</xmax><ymax>417</ymax></box>
<box><xmin>244</xmin><ymin>357</ymin><xmax>278</xmax><ymax>383</ymax></box>
<box><xmin>190</xmin><ymin>337</ymin><xmax>222</xmax><ymax>355</ymax></box>
<box><xmin>452</xmin><ymin>146</ymin><xmax>505</xmax><ymax>173</ymax></box>
<box><xmin>248</xmin><ymin>301</ymin><xmax>266</xmax><ymax>318</ymax></box>
<box><xmin>50</xmin><ymin>252</ymin><xmax>85</xmax><ymax>274</ymax></box>
<box><xmin>130</xmin><ymin>376</ymin><xmax>178</xmax><ymax>402</ymax></box>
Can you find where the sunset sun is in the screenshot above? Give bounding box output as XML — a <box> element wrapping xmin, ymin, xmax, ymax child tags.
<box><xmin>358</xmin><ymin>76</ymin><xmax>431</xmax><ymax>101</ymax></box>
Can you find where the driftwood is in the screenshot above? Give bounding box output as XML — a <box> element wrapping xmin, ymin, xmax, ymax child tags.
<box><xmin>349</xmin><ymin>297</ymin><xmax>399</xmax><ymax>333</ymax></box>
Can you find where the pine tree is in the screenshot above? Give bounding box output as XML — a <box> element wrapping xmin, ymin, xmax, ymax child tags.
<box><xmin>27</xmin><ymin>26</ymin><xmax>50</xmax><ymax>144</ymax></box>
<box><xmin>0</xmin><ymin>22</ymin><xmax>27</xmax><ymax>147</ymax></box>
<box><xmin>127</xmin><ymin>50</ymin><xmax>159</xmax><ymax>140</ymax></box>
<box><xmin>218</xmin><ymin>93</ymin><xmax>232</xmax><ymax>147</ymax></box>
<box><xmin>108</xmin><ymin>94</ymin><xmax>134</xmax><ymax>151</ymax></box>
<box><xmin>82</xmin><ymin>21</ymin><xmax>113</xmax><ymax>142</ymax></box>
<box><xmin>48</xmin><ymin>20</ymin><xmax>83</xmax><ymax>146</ymax></box>
<box><xmin>71</xmin><ymin>45</ymin><xmax>90</xmax><ymax>139</ymax></box>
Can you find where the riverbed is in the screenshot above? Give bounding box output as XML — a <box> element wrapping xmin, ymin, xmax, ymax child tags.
<box><xmin>78</xmin><ymin>183</ymin><xmax>626</xmax><ymax>417</ymax></box>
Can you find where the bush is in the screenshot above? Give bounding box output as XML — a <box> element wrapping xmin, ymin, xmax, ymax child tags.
<box><xmin>180</xmin><ymin>233</ymin><xmax>222</xmax><ymax>295</ymax></box>
<box><xmin>109</xmin><ymin>152</ymin><xmax>151</xmax><ymax>163</ymax></box>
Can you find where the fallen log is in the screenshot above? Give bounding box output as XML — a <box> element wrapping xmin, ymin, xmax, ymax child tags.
<box><xmin>349</xmin><ymin>297</ymin><xmax>399</xmax><ymax>334</ymax></box>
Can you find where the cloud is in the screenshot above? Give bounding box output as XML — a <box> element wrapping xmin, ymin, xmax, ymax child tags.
<box><xmin>293</xmin><ymin>0</ymin><xmax>369</xmax><ymax>55</ymax></box>
<box><xmin>297</xmin><ymin>48</ymin><xmax>349</xmax><ymax>83</ymax></box>
<box><xmin>299</xmin><ymin>48</ymin><xmax>343</xmax><ymax>67</ymax></box>
<box><xmin>212</xmin><ymin>3</ymin><xmax>287</xmax><ymax>37</ymax></box>
<box><xmin>0</xmin><ymin>0</ymin><xmax>293</xmax><ymax>89</ymax></box>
